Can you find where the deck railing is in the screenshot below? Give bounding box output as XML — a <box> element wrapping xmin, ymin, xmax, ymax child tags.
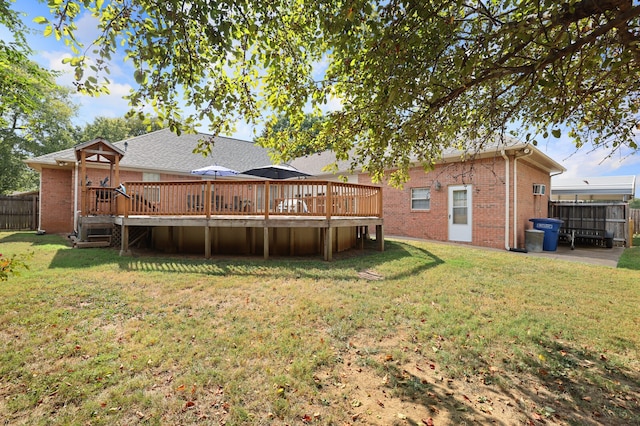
<box><xmin>84</xmin><ymin>180</ymin><xmax>382</xmax><ymax>218</ymax></box>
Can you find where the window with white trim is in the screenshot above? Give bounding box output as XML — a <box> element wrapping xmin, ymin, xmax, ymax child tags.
<box><xmin>142</xmin><ymin>173</ymin><xmax>161</xmax><ymax>203</ymax></box>
<box><xmin>411</xmin><ymin>188</ymin><xmax>431</xmax><ymax>210</ymax></box>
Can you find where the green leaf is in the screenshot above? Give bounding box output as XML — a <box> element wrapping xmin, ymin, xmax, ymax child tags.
<box><xmin>551</xmin><ymin>129</ymin><xmax>561</xmax><ymax>138</ymax></box>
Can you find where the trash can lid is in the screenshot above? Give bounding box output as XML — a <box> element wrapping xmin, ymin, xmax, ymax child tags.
<box><xmin>529</xmin><ymin>218</ymin><xmax>564</xmax><ymax>224</ymax></box>
<box><xmin>525</xmin><ymin>229</ymin><xmax>545</xmax><ymax>233</ymax></box>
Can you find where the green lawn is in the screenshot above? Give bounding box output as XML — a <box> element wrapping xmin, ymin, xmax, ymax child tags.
<box><xmin>0</xmin><ymin>231</ymin><xmax>638</xmax><ymax>425</ymax></box>
<box><xmin>618</xmin><ymin>235</ymin><xmax>640</xmax><ymax>270</ymax></box>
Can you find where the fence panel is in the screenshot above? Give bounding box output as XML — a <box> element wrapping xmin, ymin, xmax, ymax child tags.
<box><xmin>631</xmin><ymin>209</ymin><xmax>640</xmax><ymax>234</ymax></box>
<box><xmin>0</xmin><ymin>195</ymin><xmax>39</xmax><ymax>230</ymax></box>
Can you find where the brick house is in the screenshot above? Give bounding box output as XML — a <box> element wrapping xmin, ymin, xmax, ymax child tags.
<box><xmin>27</xmin><ymin>129</ymin><xmax>564</xmax><ymax>252</ymax></box>
<box><xmin>291</xmin><ymin>140</ymin><xmax>565</xmax><ymax>250</ymax></box>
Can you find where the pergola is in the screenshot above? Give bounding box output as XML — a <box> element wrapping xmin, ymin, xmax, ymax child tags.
<box><xmin>75</xmin><ymin>138</ymin><xmax>125</xmax><ymax>215</ymax></box>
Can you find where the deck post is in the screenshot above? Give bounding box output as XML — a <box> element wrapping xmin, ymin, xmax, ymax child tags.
<box><xmin>120</xmin><ymin>224</ymin><xmax>130</xmax><ymax>256</ymax></box>
<box><xmin>245</xmin><ymin>228</ymin><xmax>252</xmax><ymax>255</ymax></box>
<box><xmin>289</xmin><ymin>228</ymin><xmax>295</xmax><ymax>255</ymax></box>
<box><xmin>205</xmin><ymin>226</ymin><xmax>211</xmax><ymax>258</ymax></box>
<box><xmin>263</xmin><ymin>227</ymin><xmax>270</xmax><ymax>259</ymax></box>
<box><xmin>376</xmin><ymin>224</ymin><xmax>384</xmax><ymax>251</ymax></box>
<box><xmin>324</xmin><ymin>225</ymin><xmax>333</xmax><ymax>261</ymax></box>
<box><xmin>167</xmin><ymin>226</ymin><xmax>176</xmax><ymax>253</ymax></box>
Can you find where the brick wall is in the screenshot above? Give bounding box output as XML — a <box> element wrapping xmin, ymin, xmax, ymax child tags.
<box><xmin>513</xmin><ymin>160</ymin><xmax>550</xmax><ymax>248</ymax></box>
<box><xmin>40</xmin><ymin>167</ymin><xmax>74</xmax><ymax>233</ymax></box>
<box><xmin>359</xmin><ymin>154</ymin><xmax>550</xmax><ymax>250</ymax></box>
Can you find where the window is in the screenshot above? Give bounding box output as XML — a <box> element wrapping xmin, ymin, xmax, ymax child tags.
<box><xmin>411</xmin><ymin>188</ymin><xmax>431</xmax><ymax>210</ymax></box>
<box><xmin>142</xmin><ymin>173</ymin><xmax>161</xmax><ymax>203</ymax></box>
<box><xmin>452</xmin><ymin>189</ymin><xmax>468</xmax><ymax>224</ymax></box>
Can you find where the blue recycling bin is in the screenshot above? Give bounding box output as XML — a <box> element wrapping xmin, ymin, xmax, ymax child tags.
<box><xmin>529</xmin><ymin>218</ymin><xmax>564</xmax><ymax>251</ymax></box>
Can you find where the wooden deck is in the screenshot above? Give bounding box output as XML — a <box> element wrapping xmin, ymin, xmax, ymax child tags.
<box><xmin>80</xmin><ymin>180</ymin><xmax>383</xmax><ymax>260</ymax></box>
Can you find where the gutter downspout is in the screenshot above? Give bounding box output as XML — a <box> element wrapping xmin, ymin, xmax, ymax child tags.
<box><xmin>501</xmin><ymin>146</ymin><xmax>510</xmax><ymax>250</ymax></box>
<box><xmin>73</xmin><ymin>161</ymin><xmax>79</xmax><ymax>233</ymax></box>
<box><xmin>38</xmin><ymin>172</ymin><xmax>43</xmax><ymax>232</ymax></box>
<box><xmin>513</xmin><ymin>146</ymin><xmax>533</xmax><ymax>249</ymax></box>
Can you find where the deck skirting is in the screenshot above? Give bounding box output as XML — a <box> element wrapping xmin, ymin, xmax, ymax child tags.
<box><xmin>109</xmin><ymin>214</ymin><xmax>383</xmax><ymax>260</ymax></box>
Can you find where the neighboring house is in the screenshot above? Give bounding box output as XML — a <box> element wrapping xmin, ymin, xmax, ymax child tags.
<box><xmin>292</xmin><ymin>139</ymin><xmax>566</xmax><ymax>250</ymax></box>
<box><xmin>25</xmin><ymin>129</ymin><xmax>273</xmax><ymax>234</ymax></box>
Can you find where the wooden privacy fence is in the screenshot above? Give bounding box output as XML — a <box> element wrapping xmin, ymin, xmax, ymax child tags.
<box><xmin>631</xmin><ymin>209</ymin><xmax>640</xmax><ymax>234</ymax></box>
<box><xmin>549</xmin><ymin>202</ymin><xmax>629</xmax><ymax>246</ymax></box>
<box><xmin>0</xmin><ymin>195</ymin><xmax>39</xmax><ymax>230</ymax></box>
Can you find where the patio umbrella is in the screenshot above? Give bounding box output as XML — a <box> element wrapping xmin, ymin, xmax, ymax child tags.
<box><xmin>240</xmin><ymin>164</ymin><xmax>311</xmax><ymax>179</ymax></box>
<box><xmin>190</xmin><ymin>164</ymin><xmax>239</xmax><ymax>178</ymax></box>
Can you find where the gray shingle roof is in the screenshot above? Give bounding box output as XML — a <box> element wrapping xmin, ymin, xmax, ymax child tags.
<box><xmin>27</xmin><ymin>129</ymin><xmax>273</xmax><ymax>174</ymax></box>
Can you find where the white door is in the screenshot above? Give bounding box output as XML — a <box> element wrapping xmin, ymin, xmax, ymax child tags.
<box><xmin>448</xmin><ymin>185</ymin><xmax>472</xmax><ymax>242</ymax></box>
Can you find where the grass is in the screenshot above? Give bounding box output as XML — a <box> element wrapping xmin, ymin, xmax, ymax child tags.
<box><xmin>618</xmin><ymin>235</ymin><xmax>640</xmax><ymax>270</ymax></box>
<box><xmin>0</xmin><ymin>231</ymin><xmax>638</xmax><ymax>425</ymax></box>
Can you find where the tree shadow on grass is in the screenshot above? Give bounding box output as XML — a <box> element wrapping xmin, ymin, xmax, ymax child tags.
<box><xmin>37</xmin><ymin>235</ymin><xmax>444</xmax><ymax>282</ymax></box>
<box><xmin>0</xmin><ymin>231</ymin><xmax>65</xmax><ymax>246</ymax></box>
<box><xmin>378</xmin><ymin>334</ymin><xmax>640</xmax><ymax>425</ymax></box>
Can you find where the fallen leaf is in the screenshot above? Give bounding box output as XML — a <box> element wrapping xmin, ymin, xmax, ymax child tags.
<box><xmin>385</xmin><ymin>354</ymin><xmax>393</xmax><ymax>362</ymax></box>
<box><xmin>176</xmin><ymin>384</ymin><xmax>186</xmax><ymax>392</ymax></box>
<box><xmin>422</xmin><ymin>418</ymin><xmax>434</xmax><ymax>426</ymax></box>
<box><xmin>582</xmin><ymin>396</ymin><xmax>592</xmax><ymax>401</ymax></box>
<box><xmin>185</xmin><ymin>401</ymin><xmax>195</xmax><ymax>408</ymax></box>
<box><xmin>377</xmin><ymin>400</ymin><xmax>385</xmax><ymax>408</ymax></box>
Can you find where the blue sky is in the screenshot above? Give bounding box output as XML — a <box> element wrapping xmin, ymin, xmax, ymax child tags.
<box><xmin>6</xmin><ymin>1</ymin><xmax>639</xmax><ymax>196</ymax></box>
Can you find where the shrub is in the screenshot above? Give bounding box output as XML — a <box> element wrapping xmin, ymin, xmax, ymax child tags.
<box><xmin>0</xmin><ymin>252</ymin><xmax>30</xmax><ymax>281</ymax></box>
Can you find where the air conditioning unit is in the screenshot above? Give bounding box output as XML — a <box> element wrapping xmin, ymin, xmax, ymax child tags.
<box><xmin>533</xmin><ymin>184</ymin><xmax>546</xmax><ymax>195</ymax></box>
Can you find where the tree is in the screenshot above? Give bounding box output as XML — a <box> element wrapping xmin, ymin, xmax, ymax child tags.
<box><xmin>0</xmin><ymin>79</ymin><xmax>79</xmax><ymax>194</ymax></box>
<box><xmin>38</xmin><ymin>0</ymin><xmax>640</xmax><ymax>185</ymax></box>
<box><xmin>78</xmin><ymin>116</ymin><xmax>163</xmax><ymax>143</ymax></box>
<box><xmin>0</xmin><ymin>0</ymin><xmax>79</xmax><ymax>194</ymax></box>
<box><xmin>0</xmin><ymin>0</ymin><xmax>57</xmax><ymax>128</ymax></box>
<box><xmin>259</xmin><ymin>114</ymin><xmax>327</xmax><ymax>159</ymax></box>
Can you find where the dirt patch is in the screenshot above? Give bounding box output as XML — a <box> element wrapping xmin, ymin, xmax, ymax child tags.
<box><xmin>314</xmin><ymin>332</ymin><xmax>640</xmax><ymax>425</ymax></box>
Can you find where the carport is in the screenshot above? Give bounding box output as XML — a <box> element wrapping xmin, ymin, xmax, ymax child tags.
<box><xmin>549</xmin><ymin>175</ymin><xmax>635</xmax><ymax>248</ymax></box>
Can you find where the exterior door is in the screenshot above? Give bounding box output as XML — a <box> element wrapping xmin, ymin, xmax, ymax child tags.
<box><xmin>448</xmin><ymin>185</ymin><xmax>472</xmax><ymax>242</ymax></box>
